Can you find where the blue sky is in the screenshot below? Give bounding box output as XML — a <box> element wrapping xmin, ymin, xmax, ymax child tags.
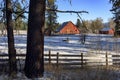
<box><xmin>56</xmin><ymin>0</ymin><xmax>113</xmax><ymax>24</ymax></box>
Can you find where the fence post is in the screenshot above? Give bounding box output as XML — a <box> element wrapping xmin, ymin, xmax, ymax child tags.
<box><xmin>81</xmin><ymin>53</ymin><xmax>83</xmax><ymax>68</ymax></box>
<box><xmin>56</xmin><ymin>52</ymin><xmax>59</xmax><ymax>68</ymax></box>
<box><xmin>48</xmin><ymin>50</ymin><xmax>51</xmax><ymax>65</ymax></box>
<box><xmin>106</xmin><ymin>52</ymin><xmax>108</xmax><ymax>68</ymax></box>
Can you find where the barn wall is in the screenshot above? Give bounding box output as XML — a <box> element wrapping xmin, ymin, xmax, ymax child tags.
<box><xmin>99</xmin><ymin>29</ymin><xmax>114</xmax><ymax>35</ymax></box>
<box><xmin>59</xmin><ymin>22</ymin><xmax>80</xmax><ymax>34</ymax></box>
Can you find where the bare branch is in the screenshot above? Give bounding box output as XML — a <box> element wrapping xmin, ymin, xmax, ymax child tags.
<box><xmin>46</xmin><ymin>7</ymin><xmax>88</xmax><ymax>14</ymax></box>
<box><xmin>77</xmin><ymin>13</ymin><xmax>88</xmax><ymax>32</ymax></box>
<box><xmin>13</xmin><ymin>6</ymin><xmax>29</xmax><ymax>20</ymax></box>
<box><xmin>46</xmin><ymin>7</ymin><xmax>89</xmax><ymax>32</ymax></box>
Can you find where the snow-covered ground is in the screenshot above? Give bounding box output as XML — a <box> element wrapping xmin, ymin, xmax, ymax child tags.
<box><xmin>44</xmin><ymin>34</ymin><xmax>120</xmax><ymax>54</ymax></box>
<box><xmin>0</xmin><ymin>34</ymin><xmax>119</xmax><ymax>66</ymax></box>
<box><xmin>0</xmin><ymin>34</ymin><xmax>120</xmax><ymax>80</ymax></box>
<box><xmin>0</xmin><ymin>34</ymin><xmax>120</xmax><ymax>55</ymax></box>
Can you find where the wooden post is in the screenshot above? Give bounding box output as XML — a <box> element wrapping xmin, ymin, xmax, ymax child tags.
<box><xmin>106</xmin><ymin>52</ymin><xmax>108</xmax><ymax>68</ymax></box>
<box><xmin>81</xmin><ymin>53</ymin><xmax>83</xmax><ymax>68</ymax></box>
<box><xmin>49</xmin><ymin>50</ymin><xmax>51</xmax><ymax>65</ymax></box>
<box><xmin>56</xmin><ymin>52</ymin><xmax>59</xmax><ymax>68</ymax></box>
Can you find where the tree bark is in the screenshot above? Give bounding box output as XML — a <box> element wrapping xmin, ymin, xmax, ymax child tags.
<box><xmin>24</xmin><ymin>0</ymin><xmax>45</xmax><ymax>78</ymax></box>
<box><xmin>6</xmin><ymin>0</ymin><xmax>17</xmax><ymax>75</ymax></box>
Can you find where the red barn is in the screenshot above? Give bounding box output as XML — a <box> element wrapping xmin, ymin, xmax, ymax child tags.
<box><xmin>55</xmin><ymin>21</ymin><xmax>80</xmax><ymax>34</ymax></box>
<box><xmin>99</xmin><ymin>27</ymin><xmax>114</xmax><ymax>35</ymax></box>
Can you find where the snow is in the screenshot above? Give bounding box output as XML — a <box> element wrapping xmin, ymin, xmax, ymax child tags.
<box><xmin>0</xmin><ymin>34</ymin><xmax>120</xmax><ymax>79</ymax></box>
<box><xmin>0</xmin><ymin>34</ymin><xmax>120</xmax><ymax>55</ymax></box>
<box><xmin>0</xmin><ymin>34</ymin><xmax>120</xmax><ymax>54</ymax></box>
<box><xmin>45</xmin><ymin>34</ymin><xmax>120</xmax><ymax>54</ymax></box>
<box><xmin>0</xmin><ymin>34</ymin><xmax>120</xmax><ymax>60</ymax></box>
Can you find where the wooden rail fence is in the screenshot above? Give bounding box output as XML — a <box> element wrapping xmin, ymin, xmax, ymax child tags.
<box><xmin>45</xmin><ymin>52</ymin><xmax>111</xmax><ymax>68</ymax></box>
<box><xmin>0</xmin><ymin>51</ymin><xmax>120</xmax><ymax>68</ymax></box>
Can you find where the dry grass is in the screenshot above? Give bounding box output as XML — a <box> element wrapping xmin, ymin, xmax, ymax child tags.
<box><xmin>0</xmin><ymin>61</ymin><xmax>120</xmax><ymax>80</ymax></box>
<box><xmin>45</xmin><ymin>64</ymin><xmax>120</xmax><ymax>80</ymax></box>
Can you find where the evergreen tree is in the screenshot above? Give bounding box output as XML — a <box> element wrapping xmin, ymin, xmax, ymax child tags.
<box><xmin>110</xmin><ymin>0</ymin><xmax>120</xmax><ymax>36</ymax></box>
<box><xmin>6</xmin><ymin>0</ymin><xmax>17</xmax><ymax>76</ymax></box>
<box><xmin>24</xmin><ymin>0</ymin><xmax>87</xmax><ymax>78</ymax></box>
<box><xmin>24</xmin><ymin>0</ymin><xmax>45</xmax><ymax>78</ymax></box>
<box><xmin>45</xmin><ymin>0</ymin><xmax>58</xmax><ymax>36</ymax></box>
<box><xmin>76</xmin><ymin>19</ymin><xmax>82</xmax><ymax>29</ymax></box>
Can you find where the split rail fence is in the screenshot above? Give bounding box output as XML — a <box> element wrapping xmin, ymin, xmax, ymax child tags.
<box><xmin>0</xmin><ymin>51</ymin><xmax>120</xmax><ymax>69</ymax></box>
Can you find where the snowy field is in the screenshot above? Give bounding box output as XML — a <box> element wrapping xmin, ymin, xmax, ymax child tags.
<box><xmin>0</xmin><ymin>34</ymin><xmax>120</xmax><ymax>55</ymax></box>
<box><xmin>0</xmin><ymin>34</ymin><xmax>120</xmax><ymax>66</ymax></box>
<box><xmin>0</xmin><ymin>34</ymin><xmax>120</xmax><ymax>80</ymax></box>
<box><xmin>44</xmin><ymin>34</ymin><xmax>120</xmax><ymax>55</ymax></box>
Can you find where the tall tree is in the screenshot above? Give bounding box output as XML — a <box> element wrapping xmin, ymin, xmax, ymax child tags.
<box><xmin>45</xmin><ymin>0</ymin><xmax>57</xmax><ymax>36</ymax></box>
<box><xmin>24</xmin><ymin>0</ymin><xmax>45</xmax><ymax>78</ymax></box>
<box><xmin>24</xmin><ymin>0</ymin><xmax>88</xmax><ymax>78</ymax></box>
<box><xmin>6</xmin><ymin>0</ymin><xmax>17</xmax><ymax>76</ymax></box>
<box><xmin>110</xmin><ymin>0</ymin><xmax>120</xmax><ymax>36</ymax></box>
<box><xmin>90</xmin><ymin>18</ymin><xmax>103</xmax><ymax>33</ymax></box>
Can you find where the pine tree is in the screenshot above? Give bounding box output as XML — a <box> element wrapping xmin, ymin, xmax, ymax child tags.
<box><xmin>45</xmin><ymin>0</ymin><xmax>57</xmax><ymax>36</ymax></box>
<box><xmin>110</xmin><ymin>0</ymin><xmax>120</xmax><ymax>36</ymax></box>
<box><xmin>76</xmin><ymin>19</ymin><xmax>82</xmax><ymax>29</ymax></box>
<box><xmin>6</xmin><ymin>0</ymin><xmax>17</xmax><ymax>76</ymax></box>
<box><xmin>24</xmin><ymin>0</ymin><xmax>45</xmax><ymax>78</ymax></box>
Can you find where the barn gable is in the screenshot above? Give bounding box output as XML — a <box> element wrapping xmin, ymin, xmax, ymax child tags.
<box><xmin>56</xmin><ymin>22</ymin><xmax>68</xmax><ymax>32</ymax></box>
<box><xmin>55</xmin><ymin>21</ymin><xmax>80</xmax><ymax>34</ymax></box>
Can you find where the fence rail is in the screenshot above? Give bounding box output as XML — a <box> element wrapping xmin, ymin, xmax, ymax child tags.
<box><xmin>0</xmin><ymin>51</ymin><xmax>120</xmax><ymax>68</ymax></box>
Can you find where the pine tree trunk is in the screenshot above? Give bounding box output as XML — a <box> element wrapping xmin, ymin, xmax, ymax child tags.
<box><xmin>6</xmin><ymin>0</ymin><xmax>17</xmax><ymax>75</ymax></box>
<box><xmin>24</xmin><ymin>0</ymin><xmax>45</xmax><ymax>78</ymax></box>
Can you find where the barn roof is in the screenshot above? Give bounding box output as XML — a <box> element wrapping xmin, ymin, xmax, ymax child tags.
<box><xmin>100</xmin><ymin>27</ymin><xmax>112</xmax><ymax>31</ymax></box>
<box><xmin>55</xmin><ymin>21</ymin><xmax>69</xmax><ymax>32</ymax></box>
